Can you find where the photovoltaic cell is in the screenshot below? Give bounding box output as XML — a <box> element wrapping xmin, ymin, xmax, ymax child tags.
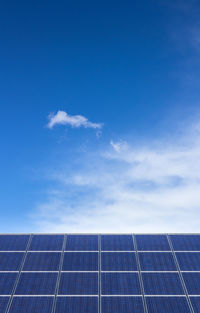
<box><xmin>101</xmin><ymin>273</ymin><xmax>141</xmax><ymax>295</ymax></box>
<box><xmin>170</xmin><ymin>235</ymin><xmax>200</xmax><ymax>251</ymax></box>
<box><xmin>15</xmin><ymin>273</ymin><xmax>57</xmax><ymax>295</ymax></box>
<box><xmin>101</xmin><ymin>252</ymin><xmax>137</xmax><ymax>271</ymax></box>
<box><xmin>62</xmin><ymin>252</ymin><xmax>98</xmax><ymax>271</ymax></box>
<box><xmin>101</xmin><ymin>235</ymin><xmax>134</xmax><ymax>251</ymax></box>
<box><xmin>1</xmin><ymin>233</ymin><xmax>200</xmax><ymax>312</ymax></box>
<box><xmin>142</xmin><ymin>273</ymin><xmax>184</xmax><ymax>295</ymax></box>
<box><xmin>65</xmin><ymin>235</ymin><xmax>98</xmax><ymax>251</ymax></box>
<box><xmin>146</xmin><ymin>297</ymin><xmax>191</xmax><ymax>313</ymax></box>
<box><xmin>139</xmin><ymin>252</ymin><xmax>176</xmax><ymax>271</ymax></box>
<box><xmin>0</xmin><ymin>273</ymin><xmax>17</xmax><ymax>295</ymax></box>
<box><xmin>0</xmin><ymin>235</ymin><xmax>29</xmax><ymax>251</ymax></box>
<box><xmin>182</xmin><ymin>273</ymin><xmax>200</xmax><ymax>295</ymax></box>
<box><xmin>29</xmin><ymin>235</ymin><xmax>64</xmax><ymax>251</ymax></box>
<box><xmin>101</xmin><ymin>297</ymin><xmax>144</xmax><ymax>313</ymax></box>
<box><xmin>0</xmin><ymin>252</ymin><xmax>24</xmax><ymax>271</ymax></box>
<box><xmin>0</xmin><ymin>297</ymin><xmax>9</xmax><ymax>313</ymax></box>
<box><xmin>176</xmin><ymin>252</ymin><xmax>200</xmax><ymax>271</ymax></box>
<box><xmin>190</xmin><ymin>297</ymin><xmax>200</xmax><ymax>313</ymax></box>
<box><xmin>9</xmin><ymin>297</ymin><xmax>54</xmax><ymax>313</ymax></box>
<box><xmin>58</xmin><ymin>272</ymin><xmax>98</xmax><ymax>295</ymax></box>
<box><xmin>55</xmin><ymin>297</ymin><xmax>98</xmax><ymax>313</ymax></box>
<box><xmin>136</xmin><ymin>235</ymin><xmax>170</xmax><ymax>251</ymax></box>
<box><xmin>23</xmin><ymin>252</ymin><xmax>61</xmax><ymax>271</ymax></box>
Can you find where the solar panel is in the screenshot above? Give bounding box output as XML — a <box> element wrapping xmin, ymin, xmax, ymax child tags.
<box><xmin>176</xmin><ymin>252</ymin><xmax>200</xmax><ymax>271</ymax></box>
<box><xmin>29</xmin><ymin>235</ymin><xmax>64</xmax><ymax>251</ymax></box>
<box><xmin>1</xmin><ymin>233</ymin><xmax>200</xmax><ymax>312</ymax></box>
<box><xmin>101</xmin><ymin>235</ymin><xmax>134</xmax><ymax>251</ymax></box>
<box><xmin>136</xmin><ymin>235</ymin><xmax>170</xmax><ymax>251</ymax></box>
<box><xmin>0</xmin><ymin>252</ymin><xmax>24</xmax><ymax>271</ymax></box>
<box><xmin>146</xmin><ymin>297</ymin><xmax>191</xmax><ymax>313</ymax></box>
<box><xmin>55</xmin><ymin>297</ymin><xmax>98</xmax><ymax>313</ymax></box>
<box><xmin>101</xmin><ymin>297</ymin><xmax>144</xmax><ymax>313</ymax></box>
<box><xmin>170</xmin><ymin>235</ymin><xmax>200</xmax><ymax>251</ymax></box>
<box><xmin>190</xmin><ymin>297</ymin><xmax>200</xmax><ymax>313</ymax></box>
<box><xmin>0</xmin><ymin>235</ymin><xmax>29</xmax><ymax>251</ymax></box>
<box><xmin>23</xmin><ymin>252</ymin><xmax>61</xmax><ymax>271</ymax></box>
<box><xmin>101</xmin><ymin>273</ymin><xmax>141</xmax><ymax>295</ymax></box>
<box><xmin>65</xmin><ymin>235</ymin><xmax>98</xmax><ymax>251</ymax></box>
<box><xmin>0</xmin><ymin>297</ymin><xmax>9</xmax><ymax>313</ymax></box>
<box><xmin>139</xmin><ymin>252</ymin><xmax>176</xmax><ymax>271</ymax></box>
<box><xmin>182</xmin><ymin>272</ymin><xmax>200</xmax><ymax>295</ymax></box>
<box><xmin>58</xmin><ymin>272</ymin><xmax>98</xmax><ymax>295</ymax></box>
<box><xmin>101</xmin><ymin>252</ymin><xmax>137</xmax><ymax>271</ymax></box>
<box><xmin>62</xmin><ymin>252</ymin><xmax>98</xmax><ymax>271</ymax></box>
<box><xmin>9</xmin><ymin>297</ymin><xmax>54</xmax><ymax>313</ymax></box>
<box><xmin>0</xmin><ymin>273</ymin><xmax>17</xmax><ymax>295</ymax></box>
<box><xmin>15</xmin><ymin>272</ymin><xmax>58</xmax><ymax>295</ymax></box>
<box><xmin>142</xmin><ymin>273</ymin><xmax>184</xmax><ymax>295</ymax></box>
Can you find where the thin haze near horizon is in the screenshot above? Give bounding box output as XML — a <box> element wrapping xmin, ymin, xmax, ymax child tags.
<box><xmin>1</xmin><ymin>1</ymin><xmax>200</xmax><ymax>232</ymax></box>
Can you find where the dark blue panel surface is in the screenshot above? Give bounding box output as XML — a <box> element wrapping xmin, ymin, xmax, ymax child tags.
<box><xmin>101</xmin><ymin>235</ymin><xmax>134</xmax><ymax>251</ymax></box>
<box><xmin>65</xmin><ymin>235</ymin><xmax>98</xmax><ymax>251</ymax></box>
<box><xmin>101</xmin><ymin>252</ymin><xmax>137</xmax><ymax>271</ymax></box>
<box><xmin>9</xmin><ymin>297</ymin><xmax>53</xmax><ymax>313</ymax></box>
<box><xmin>170</xmin><ymin>235</ymin><xmax>200</xmax><ymax>251</ymax></box>
<box><xmin>101</xmin><ymin>297</ymin><xmax>144</xmax><ymax>313</ymax></box>
<box><xmin>183</xmin><ymin>273</ymin><xmax>200</xmax><ymax>295</ymax></box>
<box><xmin>0</xmin><ymin>273</ymin><xmax>17</xmax><ymax>295</ymax></box>
<box><xmin>136</xmin><ymin>235</ymin><xmax>170</xmax><ymax>251</ymax></box>
<box><xmin>58</xmin><ymin>273</ymin><xmax>98</xmax><ymax>295</ymax></box>
<box><xmin>55</xmin><ymin>297</ymin><xmax>98</xmax><ymax>313</ymax></box>
<box><xmin>0</xmin><ymin>235</ymin><xmax>29</xmax><ymax>251</ymax></box>
<box><xmin>142</xmin><ymin>273</ymin><xmax>184</xmax><ymax>295</ymax></box>
<box><xmin>15</xmin><ymin>273</ymin><xmax>57</xmax><ymax>295</ymax></box>
<box><xmin>190</xmin><ymin>297</ymin><xmax>200</xmax><ymax>313</ymax></box>
<box><xmin>176</xmin><ymin>252</ymin><xmax>200</xmax><ymax>271</ymax></box>
<box><xmin>23</xmin><ymin>252</ymin><xmax>61</xmax><ymax>271</ymax></box>
<box><xmin>0</xmin><ymin>297</ymin><xmax>9</xmax><ymax>313</ymax></box>
<box><xmin>62</xmin><ymin>252</ymin><xmax>98</xmax><ymax>271</ymax></box>
<box><xmin>101</xmin><ymin>273</ymin><xmax>141</xmax><ymax>295</ymax></box>
<box><xmin>0</xmin><ymin>252</ymin><xmax>24</xmax><ymax>271</ymax></box>
<box><xmin>146</xmin><ymin>297</ymin><xmax>191</xmax><ymax>313</ymax></box>
<box><xmin>139</xmin><ymin>252</ymin><xmax>176</xmax><ymax>271</ymax></box>
<box><xmin>29</xmin><ymin>235</ymin><xmax>64</xmax><ymax>251</ymax></box>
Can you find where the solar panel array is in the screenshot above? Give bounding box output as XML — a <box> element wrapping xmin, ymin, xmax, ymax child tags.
<box><xmin>0</xmin><ymin>234</ymin><xmax>200</xmax><ymax>312</ymax></box>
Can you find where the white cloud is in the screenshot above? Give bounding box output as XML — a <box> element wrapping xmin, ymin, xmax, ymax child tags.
<box><xmin>32</xmin><ymin>121</ymin><xmax>200</xmax><ymax>233</ymax></box>
<box><xmin>110</xmin><ymin>140</ymin><xmax>128</xmax><ymax>152</ymax></box>
<box><xmin>47</xmin><ymin>110</ymin><xmax>103</xmax><ymax>129</ymax></box>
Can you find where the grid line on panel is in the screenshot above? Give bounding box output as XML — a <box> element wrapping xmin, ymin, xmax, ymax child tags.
<box><xmin>60</xmin><ymin>271</ymin><xmax>99</xmax><ymax>273</ymax></box>
<box><xmin>137</xmin><ymin>251</ymin><xmax>172</xmax><ymax>253</ymax></box>
<box><xmin>51</xmin><ymin>234</ymin><xmax>67</xmax><ymax>313</ymax></box>
<box><xmin>0</xmin><ymin>271</ymin><xmax>18</xmax><ymax>273</ymax></box>
<box><xmin>3</xmin><ymin>233</ymin><xmax>200</xmax><ymax>235</ymax></box>
<box><xmin>101</xmin><ymin>271</ymin><xmax>138</xmax><ymax>273</ymax></box>
<box><xmin>56</xmin><ymin>295</ymin><xmax>99</xmax><ymax>297</ymax></box>
<box><xmin>20</xmin><ymin>271</ymin><xmax>59</xmax><ymax>273</ymax></box>
<box><xmin>133</xmin><ymin>234</ymin><xmax>148</xmax><ymax>313</ymax></box>
<box><xmin>98</xmin><ymin>235</ymin><xmax>101</xmax><ymax>313</ymax></box>
<box><xmin>3</xmin><ymin>294</ymin><xmax>199</xmax><ymax>297</ymax></box>
<box><xmin>64</xmin><ymin>251</ymin><xmax>99</xmax><ymax>253</ymax></box>
<box><xmin>167</xmin><ymin>234</ymin><xmax>195</xmax><ymax>313</ymax></box>
<box><xmin>6</xmin><ymin>234</ymin><xmax>32</xmax><ymax>313</ymax></box>
<box><xmin>100</xmin><ymin>251</ymin><xmax>134</xmax><ymax>253</ymax></box>
<box><xmin>25</xmin><ymin>251</ymin><xmax>62</xmax><ymax>253</ymax></box>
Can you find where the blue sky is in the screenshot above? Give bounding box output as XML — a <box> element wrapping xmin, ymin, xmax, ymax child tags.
<box><xmin>1</xmin><ymin>0</ymin><xmax>200</xmax><ymax>232</ymax></box>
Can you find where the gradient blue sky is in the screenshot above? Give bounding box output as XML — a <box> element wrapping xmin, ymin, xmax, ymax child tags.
<box><xmin>1</xmin><ymin>0</ymin><xmax>200</xmax><ymax>232</ymax></box>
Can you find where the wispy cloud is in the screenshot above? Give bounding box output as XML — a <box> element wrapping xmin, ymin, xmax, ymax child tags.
<box><xmin>110</xmin><ymin>140</ymin><xmax>128</xmax><ymax>153</ymax></box>
<box><xmin>32</xmin><ymin>120</ymin><xmax>200</xmax><ymax>233</ymax></box>
<box><xmin>47</xmin><ymin>110</ymin><xmax>103</xmax><ymax>129</ymax></box>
